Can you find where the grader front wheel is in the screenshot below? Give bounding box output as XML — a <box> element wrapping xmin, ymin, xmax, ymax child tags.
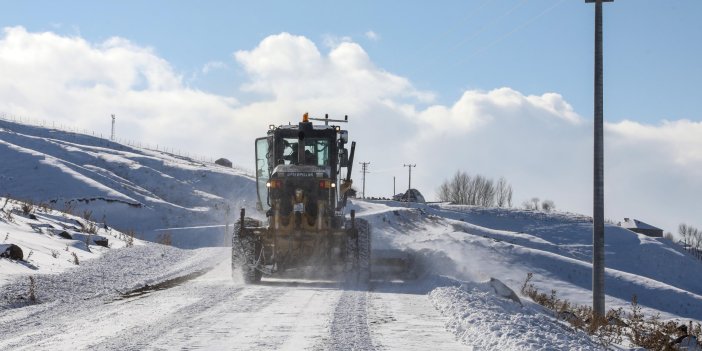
<box><xmin>232</xmin><ymin>209</ymin><xmax>263</xmax><ymax>284</ymax></box>
<box><xmin>346</xmin><ymin>210</ymin><xmax>371</xmax><ymax>284</ymax></box>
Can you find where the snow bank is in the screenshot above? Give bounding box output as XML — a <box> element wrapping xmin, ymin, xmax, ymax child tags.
<box><xmin>0</xmin><ymin>196</ymin><xmax>138</xmax><ymax>287</ymax></box>
<box><xmin>355</xmin><ymin>200</ymin><xmax>702</xmax><ymax>323</ymax></box>
<box><xmin>429</xmin><ymin>282</ymin><xmax>600</xmax><ymax>350</ymax></box>
<box><xmin>0</xmin><ymin>245</ymin><xmax>227</xmax><ymax>309</ymax></box>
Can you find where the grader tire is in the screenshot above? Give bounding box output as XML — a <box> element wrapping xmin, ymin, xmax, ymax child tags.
<box><xmin>232</xmin><ymin>218</ymin><xmax>263</xmax><ymax>284</ymax></box>
<box><xmin>345</xmin><ymin>218</ymin><xmax>371</xmax><ymax>285</ymax></box>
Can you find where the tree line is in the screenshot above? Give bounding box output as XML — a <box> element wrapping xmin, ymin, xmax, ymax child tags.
<box><xmin>679</xmin><ymin>223</ymin><xmax>702</xmax><ymax>259</ymax></box>
<box><xmin>437</xmin><ymin>170</ymin><xmax>558</xmax><ymax>212</ymax></box>
<box><xmin>437</xmin><ymin>171</ymin><xmax>513</xmax><ymax>207</ymax></box>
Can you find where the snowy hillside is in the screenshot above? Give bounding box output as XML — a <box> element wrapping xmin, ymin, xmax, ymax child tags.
<box><xmin>0</xmin><ymin>119</ymin><xmax>258</xmax><ymax>248</ymax></box>
<box><xmin>354</xmin><ymin>200</ymin><xmax>702</xmax><ymax>328</ymax></box>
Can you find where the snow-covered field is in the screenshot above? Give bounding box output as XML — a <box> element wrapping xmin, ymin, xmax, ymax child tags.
<box><xmin>2</xmin><ymin>119</ymin><xmax>702</xmax><ymax>350</ymax></box>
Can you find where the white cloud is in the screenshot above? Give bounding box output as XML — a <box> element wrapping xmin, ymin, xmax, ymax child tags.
<box><xmin>365</xmin><ymin>30</ymin><xmax>380</xmax><ymax>42</ymax></box>
<box><xmin>201</xmin><ymin>60</ymin><xmax>227</xmax><ymax>74</ymax></box>
<box><xmin>602</xmin><ymin>119</ymin><xmax>702</xmax><ymax>231</ymax></box>
<box><xmin>0</xmin><ymin>26</ymin><xmax>238</xmax><ymax>147</ymax></box>
<box><xmin>607</xmin><ymin>119</ymin><xmax>702</xmax><ymax>168</ymax></box>
<box><xmin>233</xmin><ymin>32</ymin><xmax>431</xmax><ymax>104</ymax></box>
<box><xmin>0</xmin><ymin>27</ymin><xmax>699</xmax><ymax>233</ymax></box>
<box><xmin>322</xmin><ymin>34</ymin><xmax>353</xmax><ymax>48</ymax></box>
<box><xmin>416</xmin><ymin>88</ymin><xmax>581</xmax><ymax>136</ymax></box>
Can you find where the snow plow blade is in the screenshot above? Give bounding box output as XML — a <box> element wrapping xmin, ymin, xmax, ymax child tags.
<box><xmin>371</xmin><ymin>249</ymin><xmax>416</xmax><ymax>280</ymax></box>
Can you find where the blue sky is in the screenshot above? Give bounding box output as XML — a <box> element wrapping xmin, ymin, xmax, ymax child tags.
<box><xmin>4</xmin><ymin>0</ymin><xmax>700</xmax><ymax>121</ymax></box>
<box><xmin>1</xmin><ymin>0</ymin><xmax>700</xmax><ymax>232</ymax></box>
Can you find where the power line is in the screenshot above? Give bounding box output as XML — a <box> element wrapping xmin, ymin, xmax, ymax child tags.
<box><xmin>447</xmin><ymin>0</ymin><xmax>530</xmax><ymax>55</ymax></box>
<box><xmin>455</xmin><ymin>0</ymin><xmax>567</xmax><ymax>66</ymax></box>
<box><xmin>395</xmin><ymin>0</ymin><xmax>527</xmax><ymax>77</ymax></box>
<box><xmin>359</xmin><ymin>162</ymin><xmax>370</xmax><ymax>199</ymax></box>
<box><xmin>417</xmin><ymin>0</ymin><xmax>497</xmax><ymax>55</ymax></box>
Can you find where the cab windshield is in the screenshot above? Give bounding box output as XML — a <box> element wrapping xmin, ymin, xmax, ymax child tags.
<box><xmin>282</xmin><ymin>138</ymin><xmax>329</xmax><ymax>166</ymax></box>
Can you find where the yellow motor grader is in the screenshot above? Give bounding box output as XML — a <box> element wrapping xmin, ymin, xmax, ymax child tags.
<box><xmin>232</xmin><ymin>113</ymin><xmax>370</xmax><ymax>284</ymax></box>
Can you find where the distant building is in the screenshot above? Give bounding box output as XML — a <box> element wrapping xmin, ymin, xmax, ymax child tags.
<box><xmin>399</xmin><ymin>189</ymin><xmax>426</xmax><ymax>203</ymax></box>
<box><xmin>215</xmin><ymin>158</ymin><xmax>233</xmax><ymax>168</ymax></box>
<box><xmin>619</xmin><ymin>218</ymin><xmax>663</xmax><ymax>238</ymax></box>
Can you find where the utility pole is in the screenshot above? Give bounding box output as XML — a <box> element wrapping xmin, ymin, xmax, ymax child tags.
<box><xmin>359</xmin><ymin>162</ymin><xmax>370</xmax><ymax>199</ymax></box>
<box><xmin>110</xmin><ymin>114</ymin><xmax>116</xmax><ymax>141</ymax></box>
<box><xmin>403</xmin><ymin>164</ymin><xmax>416</xmax><ymax>191</ymax></box>
<box><xmin>586</xmin><ymin>0</ymin><xmax>612</xmax><ymax>318</ymax></box>
<box><xmin>393</xmin><ymin>176</ymin><xmax>396</xmax><ymax>198</ymax></box>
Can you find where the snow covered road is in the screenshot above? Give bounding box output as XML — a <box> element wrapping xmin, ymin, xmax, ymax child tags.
<box><xmin>0</xmin><ymin>258</ymin><xmax>465</xmax><ymax>350</ymax></box>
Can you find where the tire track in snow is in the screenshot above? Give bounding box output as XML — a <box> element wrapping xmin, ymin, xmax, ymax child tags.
<box><xmin>151</xmin><ymin>285</ymin><xmax>288</xmax><ymax>350</ymax></box>
<box><xmin>327</xmin><ymin>289</ymin><xmax>376</xmax><ymax>351</ymax></box>
<box><xmin>155</xmin><ymin>283</ymin><xmax>340</xmax><ymax>351</ymax></box>
<box><xmin>92</xmin><ymin>283</ymin><xmax>280</xmax><ymax>350</ymax></box>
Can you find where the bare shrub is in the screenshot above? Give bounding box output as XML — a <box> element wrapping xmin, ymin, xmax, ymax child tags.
<box><xmin>522</xmin><ymin>200</ymin><xmax>536</xmax><ymax>211</ymax></box>
<box><xmin>521</xmin><ymin>272</ymin><xmax>534</xmax><ymax>293</ymax></box>
<box><xmin>82</xmin><ymin>210</ymin><xmax>98</xmax><ymax>234</ymax></box>
<box><xmin>84</xmin><ymin>221</ymin><xmax>98</xmax><ymax>234</ymax></box>
<box><xmin>156</xmin><ymin>232</ymin><xmax>172</xmax><ymax>246</ymax></box>
<box><xmin>28</xmin><ymin>276</ymin><xmax>36</xmax><ymax>303</ymax></box>
<box><xmin>21</xmin><ymin>200</ymin><xmax>34</xmax><ymax>215</ymax></box>
<box><xmin>588</xmin><ymin>309</ymin><xmax>624</xmax><ymax>347</ymax></box>
<box><xmin>125</xmin><ymin>230</ymin><xmax>136</xmax><ymax>247</ymax></box>
<box><xmin>72</xmin><ymin>252</ymin><xmax>79</xmax><ymax>265</ymax></box>
<box><xmin>51</xmin><ymin>249</ymin><xmax>59</xmax><ymax>258</ymax></box>
<box><xmin>541</xmin><ymin>200</ymin><xmax>556</xmax><ymax>212</ymax></box>
<box><xmin>521</xmin><ymin>273</ymin><xmax>701</xmax><ymax>349</ymax></box>
<box><xmin>62</xmin><ymin>202</ymin><xmax>76</xmax><ymax>215</ymax></box>
<box><xmin>38</xmin><ymin>202</ymin><xmax>52</xmax><ymax>213</ymax></box>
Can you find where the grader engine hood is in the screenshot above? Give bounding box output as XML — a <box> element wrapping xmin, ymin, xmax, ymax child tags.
<box><xmin>269</xmin><ymin>164</ymin><xmax>334</xmax><ymax>213</ymax></box>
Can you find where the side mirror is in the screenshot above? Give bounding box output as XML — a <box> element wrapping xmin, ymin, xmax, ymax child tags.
<box><xmin>339</xmin><ymin>148</ymin><xmax>349</xmax><ymax>167</ymax></box>
<box><xmin>339</xmin><ymin>130</ymin><xmax>348</xmax><ymax>144</ymax></box>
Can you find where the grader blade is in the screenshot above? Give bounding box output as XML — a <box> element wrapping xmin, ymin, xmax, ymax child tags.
<box><xmin>371</xmin><ymin>249</ymin><xmax>416</xmax><ymax>280</ymax></box>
